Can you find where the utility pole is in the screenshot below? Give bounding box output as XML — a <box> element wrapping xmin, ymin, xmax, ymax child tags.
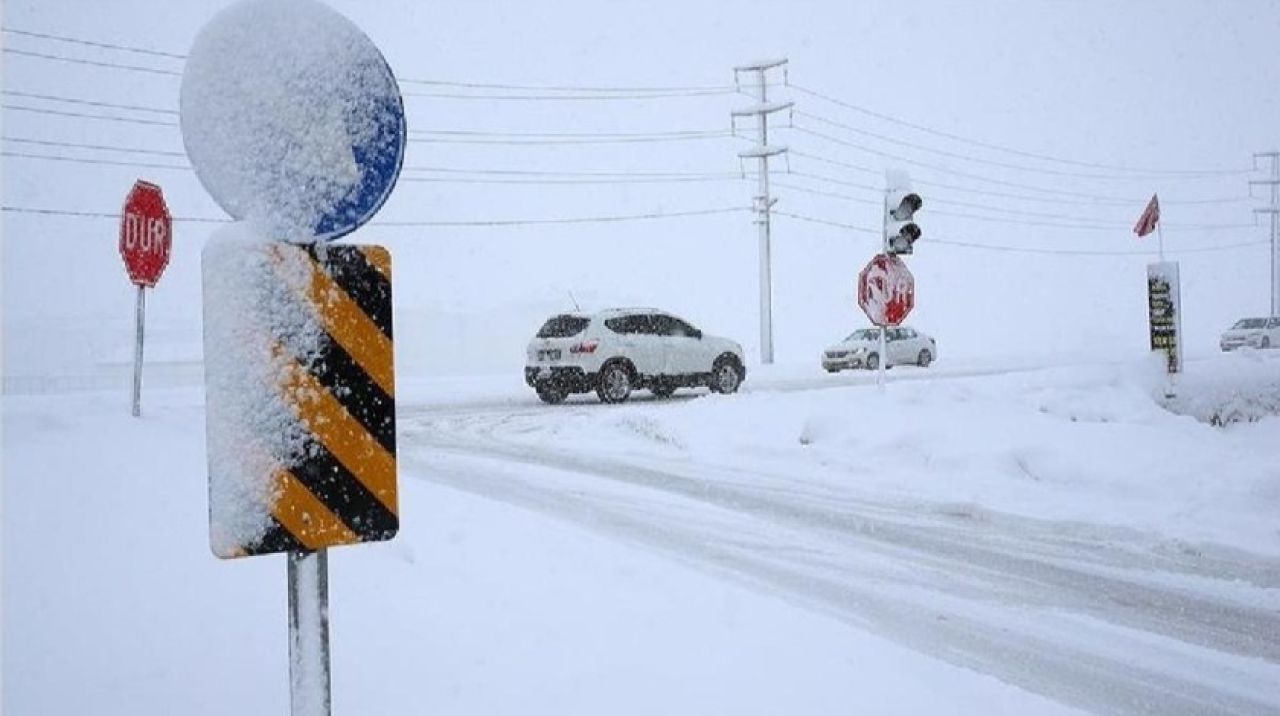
<box><xmin>732</xmin><ymin>59</ymin><xmax>791</xmax><ymax>364</ymax></box>
<box><xmin>1252</xmin><ymin>151</ymin><xmax>1280</xmax><ymax>315</ymax></box>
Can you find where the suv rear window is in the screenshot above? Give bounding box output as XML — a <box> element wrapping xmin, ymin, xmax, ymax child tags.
<box><xmin>537</xmin><ymin>315</ymin><xmax>590</xmax><ymax>338</ymax></box>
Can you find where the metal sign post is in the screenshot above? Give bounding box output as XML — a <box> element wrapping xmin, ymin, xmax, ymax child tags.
<box><xmin>119</xmin><ymin>179</ymin><xmax>172</xmax><ymax>417</ymax></box>
<box><xmin>131</xmin><ymin>286</ymin><xmax>146</xmax><ymax>417</ymax></box>
<box><xmin>878</xmin><ymin>328</ymin><xmax>887</xmax><ymax>391</ymax></box>
<box><xmin>858</xmin><ymin>253</ymin><xmax>915</xmax><ymax>390</ymax></box>
<box><xmin>185</xmin><ymin>2</ymin><xmax>407</xmax><ymax>712</ymax></box>
<box><xmin>288</xmin><ymin>550</ymin><xmax>331</xmax><ymax>716</ymax></box>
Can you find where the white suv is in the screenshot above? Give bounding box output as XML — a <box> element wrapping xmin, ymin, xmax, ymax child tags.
<box><xmin>525</xmin><ymin>308</ymin><xmax>747</xmax><ymax>404</ymax></box>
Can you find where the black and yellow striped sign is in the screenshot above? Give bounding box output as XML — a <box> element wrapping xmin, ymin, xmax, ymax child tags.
<box><xmin>209</xmin><ymin>243</ymin><xmax>398</xmax><ymax>558</ymax></box>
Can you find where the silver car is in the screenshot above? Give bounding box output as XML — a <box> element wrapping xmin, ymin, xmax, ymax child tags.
<box><xmin>822</xmin><ymin>326</ymin><xmax>937</xmax><ymax>372</ymax></box>
<box><xmin>1220</xmin><ymin>316</ymin><xmax>1280</xmax><ymax>351</ymax></box>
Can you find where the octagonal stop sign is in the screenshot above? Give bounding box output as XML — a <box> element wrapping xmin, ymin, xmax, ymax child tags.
<box><xmin>858</xmin><ymin>253</ymin><xmax>915</xmax><ymax>327</ymax></box>
<box><xmin>119</xmin><ymin>180</ymin><xmax>172</xmax><ymax>287</ymax></box>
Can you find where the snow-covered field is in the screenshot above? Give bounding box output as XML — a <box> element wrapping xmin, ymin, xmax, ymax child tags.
<box><xmin>4</xmin><ymin>353</ymin><xmax>1278</xmax><ymax>715</ymax></box>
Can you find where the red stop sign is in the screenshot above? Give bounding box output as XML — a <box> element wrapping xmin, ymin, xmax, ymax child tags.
<box><xmin>858</xmin><ymin>253</ymin><xmax>915</xmax><ymax>327</ymax></box>
<box><xmin>119</xmin><ymin>180</ymin><xmax>172</xmax><ymax>287</ymax></box>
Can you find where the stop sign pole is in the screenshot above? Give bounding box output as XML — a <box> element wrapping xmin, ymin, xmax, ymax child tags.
<box><xmin>119</xmin><ymin>180</ymin><xmax>173</xmax><ymax>417</ymax></box>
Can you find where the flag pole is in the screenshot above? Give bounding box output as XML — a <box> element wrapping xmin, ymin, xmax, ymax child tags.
<box><xmin>1157</xmin><ymin>220</ymin><xmax>1165</xmax><ymax>262</ymax></box>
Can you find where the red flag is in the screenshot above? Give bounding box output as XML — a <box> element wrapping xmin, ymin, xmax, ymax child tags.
<box><xmin>1134</xmin><ymin>193</ymin><xmax>1160</xmax><ymax>238</ymax></box>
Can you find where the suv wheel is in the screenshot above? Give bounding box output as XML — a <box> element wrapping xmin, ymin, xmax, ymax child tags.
<box><xmin>536</xmin><ymin>384</ymin><xmax>567</xmax><ymax>404</ymax></box>
<box><xmin>597</xmin><ymin>362</ymin><xmax>633</xmax><ymax>404</ymax></box>
<box><xmin>865</xmin><ymin>353</ymin><xmax>880</xmax><ymax>370</ymax></box>
<box><xmin>710</xmin><ymin>357</ymin><xmax>742</xmax><ymax>394</ymax></box>
<box><xmin>917</xmin><ymin>349</ymin><xmax>932</xmax><ymax>367</ymax></box>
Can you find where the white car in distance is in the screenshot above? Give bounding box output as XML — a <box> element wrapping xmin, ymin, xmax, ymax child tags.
<box><xmin>1219</xmin><ymin>316</ymin><xmax>1280</xmax><ymax>351</ymax></box>
<box><xmin>822</xmin><ymin>326</ymin><xmax>936</xmax><ymax>372</ymax></box>
<box><xmin>525</xmin><ymin>308</ymin><xmax>747</xmax><ymax>404</ymax></box>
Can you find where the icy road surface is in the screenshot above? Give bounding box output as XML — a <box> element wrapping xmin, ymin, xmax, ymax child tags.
<box><xmin>399</xmin><ymin>361</ymin><xmax>1280</xmax><ymax>716</ymax></box>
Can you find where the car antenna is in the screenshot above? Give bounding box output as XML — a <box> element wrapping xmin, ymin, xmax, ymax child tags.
<box><xmin>567</xmin><ymin>290</ymin><xmax>582</xmax><ymax>312</ymax></box>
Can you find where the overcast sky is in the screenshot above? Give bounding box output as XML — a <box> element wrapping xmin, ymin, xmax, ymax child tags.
<box><xmin>3</xmin><ymin>0</ymin><xmax>1278</xmax><ymax>377</ymax></box>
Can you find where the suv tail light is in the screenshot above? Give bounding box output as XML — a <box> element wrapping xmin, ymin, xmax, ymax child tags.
<box><xmin>570</xmin><ymin>340</ymin><xmax>599</xmax><ymax>354</ymax></box>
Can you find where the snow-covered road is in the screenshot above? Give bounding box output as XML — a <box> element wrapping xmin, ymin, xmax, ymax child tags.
<box><xmin>399</xmin><ymin>363</ymin><xmax>1280</xmax><ymax>715</ymax></box>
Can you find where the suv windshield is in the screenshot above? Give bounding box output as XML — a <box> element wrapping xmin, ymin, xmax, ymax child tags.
<box><xmin>846</xmin><ymin>329</ymin><xmax>880</xmax><ymax>341</ymax></box>
<box><xmin>1232</xmin><ymin>318</ymin><xmax>1267</xmax><ymax>329</ymax></box>
<box><xmin>537</xmin><ymin>315</ymin><xmax>590</xmax><ymax>338</ymax></box>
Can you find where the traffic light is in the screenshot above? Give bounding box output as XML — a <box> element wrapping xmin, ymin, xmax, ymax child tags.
<box><xmin>884</xmin><ymin>171</ymin><xmax>922</xmax><ymax>255</ymax></box>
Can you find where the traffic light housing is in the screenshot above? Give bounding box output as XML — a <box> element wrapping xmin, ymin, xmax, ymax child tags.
<box><xmin>884</xmin><ymin>171</ymin><xmax>922</xmax><ymax>255</ymax></box>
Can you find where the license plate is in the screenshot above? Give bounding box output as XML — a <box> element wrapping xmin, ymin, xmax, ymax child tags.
<box><xmin>538</xmin><ymin>349</ymin><xmax>562</xmax><ymax>361</ymax></box>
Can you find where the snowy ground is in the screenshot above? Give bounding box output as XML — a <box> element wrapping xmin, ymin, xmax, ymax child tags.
<box><xmin>4</xmin><ymin>353</ymin><xmax>1279</xmax><ymax>715</ymax></box>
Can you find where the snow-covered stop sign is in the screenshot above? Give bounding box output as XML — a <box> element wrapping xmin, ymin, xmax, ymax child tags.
<box><xmin>119</xmin><ymin>180</ymin><xmax>172</xmax><ymax>287</ymax></box>
<box><xmin>858</xmin><ymin>253</ymin><xmax>914</xmax><ymax>327</ymax></box>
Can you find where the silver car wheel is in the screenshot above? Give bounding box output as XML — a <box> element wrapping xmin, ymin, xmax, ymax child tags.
<box><xmin>714</xmin><ymin>364</ymin><xmax>740</xmax><ymax>393</ymax></box>
<box><xmin>600</xmin><ymin>365</ymin><xmax>631</xmax><ymax>403</ymax></box>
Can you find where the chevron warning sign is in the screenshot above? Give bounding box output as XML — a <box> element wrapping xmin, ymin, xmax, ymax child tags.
<box><xmin>203</xmin><ymin>240</ymin><xmax>398</xmax><ymax>558</ymax></box>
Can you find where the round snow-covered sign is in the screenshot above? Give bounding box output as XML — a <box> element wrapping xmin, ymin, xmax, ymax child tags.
<box><xmin>180</xmin><ymin>0</ymin><xmax>405</xmax><ymax>242</ymax></box>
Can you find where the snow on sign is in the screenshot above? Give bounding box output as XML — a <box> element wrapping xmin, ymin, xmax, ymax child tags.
<box><xmin>180</xmin><ymin>0</ymin><xmax>406</xmax><ymax>243</ymax></box>
<box><xmin>203</xmin><ymin>236</ymin><xmax>398</xmax><ymax>557</ymax></box>
<box><xmin>119</xmin><ymin>180</ymin><xmax>172</xmax><ymax>287</ymax></box>
<box><xmin>858</xmin><ymin>253</ymin><xmax>915</xmax><ymax>327</ymax></box>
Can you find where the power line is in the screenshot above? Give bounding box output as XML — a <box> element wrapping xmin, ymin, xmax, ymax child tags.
<box><xmin>400</xmin><ymin>175</ymin><xmax>747</xmax><ymax>186</ymax></box>
<box><xmin>795</xmin><ymin>109</ymin><xmax>1252</xmax><ymax>180</ymax></box>
<box><xmin>928</xmin><ymin>236</ymin><xmax>1269</xmax><ymax>255</ymax></box>
<box><xmin>398</xmin><ymin>77</ymin><xmax>739</xmax><ymax>93</ymax></box>
<box><xmin>1</xmin><ymin>206</ymin><xmax>224</xmax><ymax>222</ymax></box>
<box><xmin>779</xmin><ymin>167</ymin><xmax>1245</xmax><ymax>227</ymax></box>
<box><xmin>772</xmin><ymin>181</ymin><xmax>877</xmax><ymax>204</ymax></box>
<box><xmin>409</xmin><ymin>130</ymin><xmax>739</xmax><ymax>145</ymax></box>
<box><xmin>2</xmin><ymin>103</ymin><xmax>178</xmax><ymax>127</ymax></box>
<box><xmin>374</xmin><ymin>206</ymin><xmax>749</xmax><ymax>226</ymax></box>
<box><xmin>789</xmin><ymin>83</ymin><xmax>1253</xmax><ymax>176</ymax></box>
<box><xmin>2</xmin><ymin>205</ymin><xmax>749</xmax><ymax>227</ymax></box>
<box><xmin>2</xmin><ymin>150</ymin><xmax>749</xmax><ymax>187</ymax></box>
<box><xmin>773</xmin><ymin>210</ymin><xmax>1268</xmax><ymax>255</ymax></box>
<box><xmin>791</xmin><ymin>125</ymin><xmax>1232</xmax><ymax>205</ymax></box>
<box><xmin>412</xmin><ymin>127</ymin><xmax>730</xmax><ymax>139</ymax></box>
<box><xmin>3</xmin><ymin>136</ymin><xmax>186</xmax><ymax>157</ymax></box>
<box><xmin>2</xmin><ymin>89</ymin><xmax>179</xmax><ymax>116</ymax></box>
<box><xmin>785</xmin><ymin>169</ymin><xmax>879</xmax><ymax>193</ymax></box>
<box><xmin>403</xmin><ymin>165</ymin><xmax>743</xmax><ymax>178</ymax></box>
<box><xmin>2</xmin><ymin>204</ymin><xmax>747</xmax><ymax>226</ymax></box>
<box><xmin>402</xmin><ymin>89</ymin><xmax>733</xmax><ymax>101</ymax></box>
<box><xmin>774</xmin><ymin>210</ymin><xmax>875</xmax><ymax>233</ymax></box>
<box><xmin>1</xmin><ymin>150</ymin><xmax>188</xmax><ymax>171</ymax></box>
<box><xmin>788</xmin><ymin>148</ymin><xmax>1251</xmax><ymax>207</ymax></box>
<box><xmin>2</xmin><ymin>28</ymin><xmax>187</xmax><ymax>59</ymax></box>
<box><xmin>3</xmin><ymin>47</ymin><xmax>181</xmax><ymax>76</ymax></box>
<box><xmin>3</xmin><ymin>137</ymin><xmax>1252</xmax><ymax>233</ymax></box>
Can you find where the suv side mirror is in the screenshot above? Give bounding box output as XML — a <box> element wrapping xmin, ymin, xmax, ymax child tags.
<box><xmin>692</xmin><ymin>329</ymin><xmax>703</xmax><ymax>340</ymax></box>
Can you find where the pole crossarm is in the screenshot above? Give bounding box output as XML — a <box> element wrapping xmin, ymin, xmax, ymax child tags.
<box><xmin>731</xmin><ymin>101</ymin><xmax>794</xmax><ymax>117</ymax></box>
<box><xmin>738</xmin><ymin>145</ymin><xmax>789</xmax><ymax>159</ymax></box>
